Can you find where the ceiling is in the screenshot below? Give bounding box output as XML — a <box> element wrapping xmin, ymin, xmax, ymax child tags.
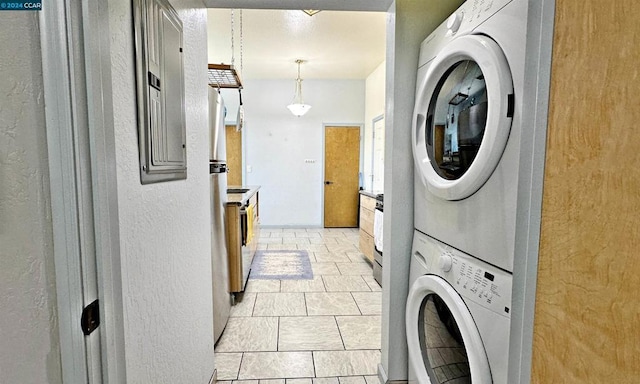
<box><xmin>203</xmin><ymin>0</ymin><xmax>394</xmax><ymax>12</ymax></box>
<box><xmin>206</xmin><ymin>9</ymin><xmax>387</xmax><ymax>80</ymax></box>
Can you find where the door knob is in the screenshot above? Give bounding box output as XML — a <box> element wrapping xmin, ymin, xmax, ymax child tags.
<box><xmin>325</xmin><ymin>181</ymin><xmax>334</xmax><ymax>185</ymax></box>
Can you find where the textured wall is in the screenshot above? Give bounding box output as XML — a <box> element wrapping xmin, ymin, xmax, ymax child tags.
<box><xmin>108</xmin><ymin>1</ymin><xmax>215</xmax><ymax>383</ymax></box>
<box><xmin>380</xmin><ymin>0</ymin><xmax>465</xmax><ymax>380</ymax></box>
<box><xmin>222</xmin><ymin>79</ymin><xmax>365</xmax><ymax>227</ymax></box>
<box><xmin>0</xmin><ymin>12</ymin><xmax>63</xmax><ymax>384</ymax></box>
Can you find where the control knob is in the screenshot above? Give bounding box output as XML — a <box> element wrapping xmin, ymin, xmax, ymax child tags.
<box><xmin>438</xmin><ymin>254</ymin><xmax>453</xmax><ymax>272</ymax></box>
<box><xmin>447</xmin><ymin>12</ymin><xmax>464</xmax><ymax>34</ymax></box>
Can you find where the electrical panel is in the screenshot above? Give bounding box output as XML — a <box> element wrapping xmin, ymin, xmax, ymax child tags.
<box><xmin>133</xmin><ymin>0</ymin><xmax>186</xmax><ymax>183</ymax></box>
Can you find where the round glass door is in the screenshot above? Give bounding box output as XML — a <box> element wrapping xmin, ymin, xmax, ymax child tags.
<box><xmin>419</xmin><ymin>294</ymin><xmax>471</xmax><ymax>383</ymax></box>
<box><xmin>426</xmin><ymin>61</ymin><xmax>487</xmax><ymax>181</ymax></box>
<box><xmin>406</xmin><ymin>275</ymin><xmax>491</xmax><ymax>384</ymax></box>
<box><xmin>413</xmin><ymin>35</ymin><xmax>514</xmax><ymax>200</ymax></box>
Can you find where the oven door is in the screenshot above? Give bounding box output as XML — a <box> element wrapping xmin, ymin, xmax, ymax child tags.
<box><xmin>406</xmin><ymin>274</ymin><xmax>491</xmax><ymax>384</ymax></box>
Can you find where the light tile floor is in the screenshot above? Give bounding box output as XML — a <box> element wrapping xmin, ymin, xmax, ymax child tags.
<box><xmin>216</xmin><ymin>228</ymin><xmax>382</xmax><ymax>383</ymax></box>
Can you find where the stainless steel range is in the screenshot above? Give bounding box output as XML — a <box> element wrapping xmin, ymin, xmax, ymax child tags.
<box><xmin>373</xmin><ymin>194</ymin><xmax>383</xmax><ymax>286</ymax></box>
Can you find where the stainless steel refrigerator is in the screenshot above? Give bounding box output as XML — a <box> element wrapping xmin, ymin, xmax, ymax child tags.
<box><xmin>209</xmin><ymin>88</ymin><xmax>231</xmax><ymax>343</ymax></box>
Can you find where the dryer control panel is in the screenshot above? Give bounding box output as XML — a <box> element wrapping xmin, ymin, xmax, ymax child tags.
<box><xmin>454</xmin><ymin>0</ymin><xmax>514</xmax><ymax>34</ymax></box>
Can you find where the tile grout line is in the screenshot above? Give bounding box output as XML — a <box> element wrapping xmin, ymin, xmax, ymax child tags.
<box><xmin>276</xmin><ymin>315</ymin><xmax>280</xmax><ymax>352</ymax></box>
<box><xmin>333</xmin><ymin>315</ymin><xmax>347</xmax><ymax>351</ymax></box>
<box><xmin>351</xmin><ymin>291</ymin><xmax>363</xmax><ymax>316</ymax></box>
<box><xmin>236</xmin><ymin>352</ymin><xmax>245</xmax><ymax>381</ymax></box>
<box><xmin>303</xmin><ymin>292</ymin><xmax>309</xmax><ymax>316</ymax></box>
<box><xmin>250</xmin><ymin>291</ymin><xmax>259</xmax><ymax>317</ymax></box>
<box><xmin>358</xmin><ymin>275</ymin><xmax>372</xmax><ymax>292</ymax></box>
<box><xmin>311</xmin><ymin>350</ymin><xmax>317</xmax><ymax>380</ymax></box>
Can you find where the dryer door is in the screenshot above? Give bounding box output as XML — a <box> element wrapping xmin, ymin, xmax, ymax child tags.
<box><xmin>413</xmin><ymin>35</ymin><xmax>513</xmax><ymax>200</ymax></box>
<box><xmin>406</xmin><ymin>274</ymin><xmax>492</xmax><ymax>384</ymax></box>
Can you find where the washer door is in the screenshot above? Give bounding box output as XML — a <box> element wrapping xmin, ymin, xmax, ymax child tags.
<box><xmin>406</xmin><ymin>275</ymin><xmax>492</xmax><ymax>383</ymax></box>
<box><xmin>413</xmin><ymin>35</ymin><xmax>513</xmax><ymax>200</ymax></box>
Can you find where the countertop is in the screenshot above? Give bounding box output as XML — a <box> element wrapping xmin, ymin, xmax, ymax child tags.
<box><xmin>227</xmin><ymin>185</ymin><xmax>260</xmax><ymax>206</ymax></box>
<box><xmin>359</xmin><ymin>190</ymin><xmax>383</xmax><ymax>199</ymax></box>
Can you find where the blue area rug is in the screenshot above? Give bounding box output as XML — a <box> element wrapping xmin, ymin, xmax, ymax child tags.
<box><xmin>249</xmin><ymin>250</ymin><xmax>313</xmax><ymax>280</ymax></box>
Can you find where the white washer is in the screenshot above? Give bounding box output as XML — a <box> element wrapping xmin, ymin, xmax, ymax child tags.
<box><xmin>407</xmin><ymin>230</ymin><xmax>512</xmax><ymax>384</ymax></box>
<box><xmin>412</xmin><ymin>0</ymin><xmax>528</xmax><ymax>272</ymax></box>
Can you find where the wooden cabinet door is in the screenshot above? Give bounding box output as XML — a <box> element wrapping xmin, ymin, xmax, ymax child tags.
<box><xmin>225</xmin><ymin>125</ymin><xmax>242</xmax><ymax>186</ymax></box>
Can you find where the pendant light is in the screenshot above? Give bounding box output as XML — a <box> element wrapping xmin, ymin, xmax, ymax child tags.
<box><xmin>287</xmin><ymin>59</ymin><xmax>312</xmax><ymax>117</ymax></box>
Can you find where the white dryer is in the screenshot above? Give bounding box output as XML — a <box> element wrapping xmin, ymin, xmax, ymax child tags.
<box><xmin>406</xmin><ymin>230</ymin><xmax>512</xmax><ymax>384</ymax></box>
<box><xmin>412</xmin><ymin>0</ymin><xmax>528</xmax><ymax>272</ymax></box>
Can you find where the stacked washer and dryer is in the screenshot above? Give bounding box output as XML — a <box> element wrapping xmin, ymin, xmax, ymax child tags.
<box><xmin>406</xmin><ymin>0</ymin><xmax>527</xmax><ymax>383</ymax></box>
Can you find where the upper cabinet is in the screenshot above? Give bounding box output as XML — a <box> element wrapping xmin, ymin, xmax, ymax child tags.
<box><xmin>133</xmin><ymin>0</ymin><xmax>187</xmax><ymax>184</ymax></box>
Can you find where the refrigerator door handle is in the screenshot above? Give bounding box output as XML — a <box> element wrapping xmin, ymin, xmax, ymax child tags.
<box><xmin>210</xmin><ymin>163</ymin><xmax>227</xmax><ymax>174</ymax></box>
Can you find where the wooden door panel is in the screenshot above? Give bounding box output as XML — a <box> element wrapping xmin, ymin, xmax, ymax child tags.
<box><xmin>324</xmin><ymin>126</ymin><xmax>360</xmax><ymax>227</ymax></box>
<box><xmin>225</xmin><ymin>125</ymin><xmax>242</xmax><ymax>186</ymax></box>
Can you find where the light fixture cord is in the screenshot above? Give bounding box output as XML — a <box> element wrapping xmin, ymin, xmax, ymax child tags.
<box><xmin>231</xmin><ymin>9</ymin><xmax>235</xmax><ymax>67</ymax></box>
<box><xmin>240</xmin><ymin>10</ymin><xmax>243</xmax><ymax>78</ymax></box>
<box><xmin>295</xmin><ymin>60</ymin><xmax>304</xmax><ymax>103</ymax></box>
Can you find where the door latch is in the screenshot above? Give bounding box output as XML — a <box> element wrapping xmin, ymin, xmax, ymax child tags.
<box><xmin>81</xmin><ymin>299</ymin><xmax>100</xmax><ymax>336</ymax></box>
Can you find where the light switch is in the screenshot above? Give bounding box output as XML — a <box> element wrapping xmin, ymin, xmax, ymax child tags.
<box><xmin>247</xmin><ymin>165</ymin><xmax>252</xmax><ymax>173</ymax></box>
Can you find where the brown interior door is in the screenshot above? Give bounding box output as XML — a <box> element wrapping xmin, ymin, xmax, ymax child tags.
<box><xmin>225</xmin><ymin>125</ymin><xmax>242</xmax><ymax>186</ymax></box>
<box><xmin>324</xmin><ymin>126</ymin><xmax>361</xmax><ymax>227</ymax></box>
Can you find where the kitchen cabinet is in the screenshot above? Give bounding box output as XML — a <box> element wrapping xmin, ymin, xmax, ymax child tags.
<box><xmin>358</xmin><ymin>193</ymin><xmax>376</xmax><ymax>262</ymax></box>
<box><xmin>226</xmin><ymin>186</ymin><xmax>260</xmax><ymax>293</ymax></box>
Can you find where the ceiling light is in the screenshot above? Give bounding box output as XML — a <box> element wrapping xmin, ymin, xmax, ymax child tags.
<box><xmin>287</xmin><ymin>59</ymin><xmax>312</xmax><ymax>117</ymax></box>
<box><xmin>302</xmin><ymin>10</ymin><xmax>321</xmax><ymax>16</ymax></box>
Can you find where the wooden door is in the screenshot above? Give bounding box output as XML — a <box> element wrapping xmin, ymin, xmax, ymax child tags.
<box><xmin>225</xmin><ymin>125</ymin><xmax>242</xmax><ymax>186</ymax></box>
<box><xmin>324</xmin><ymin>126</ymin><xmax>361</xmax><ymax>227</ymax></box>
<box><xmin>531</xmin><ymin>0</ymin><xmax>640</xmax><ymax>382</ymax></box>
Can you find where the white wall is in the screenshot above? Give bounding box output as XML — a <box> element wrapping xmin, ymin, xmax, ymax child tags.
<box><xmin>222</xmin><ymin>79</ymin><xmax>365</xmax><ymax>227</ymax></box>
<box><xmin>380</xmin><ymin>0</ymin><xmax>465</xmax><ymax>381</ymax></box>
<box><xmin>109</xmin><ymin>1</ymin><xmax>215</xmax><ymax>383</ymax></box>
<box><xmin>0</xmin><ymin>12</ymin><xmax>63</xmax><ymax>384</ymax></box>
<box><xmin>363</xmin><ymin>61</ymin><xmax>386</xmax><ymax>192</ymax></box>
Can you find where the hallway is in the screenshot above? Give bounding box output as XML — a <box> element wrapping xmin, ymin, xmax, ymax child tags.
<box><xmin>215</xmin><ymin>228</ymin><xmax>382</xmax><ymax>382</ymax></box>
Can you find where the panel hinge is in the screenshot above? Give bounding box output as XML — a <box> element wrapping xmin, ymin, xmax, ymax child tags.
<box><xmin>81</xmin><ymin>299</ymin><xmax>100</xmax><ymax>336</ymax></box>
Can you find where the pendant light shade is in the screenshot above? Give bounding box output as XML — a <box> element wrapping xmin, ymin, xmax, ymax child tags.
<box><xmin>287</xmin><ymin>102</ymin><xmax>312</xmax><ymax>117</ymax></box>
<box><xmin>287</xmin><ymin>59</ymin><xmax>311</xmax><ymax>117</ymax></box>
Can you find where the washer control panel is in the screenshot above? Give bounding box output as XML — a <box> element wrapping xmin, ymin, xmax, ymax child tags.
<box><xmin>413</xmin><ymin>231</ymin><xmax>512</xmax><ymax>318</ymax></box>
<box><xmin>442</xmin><ymin>251</ymin><xmax>512</xmax><ymax>318</ymax></box>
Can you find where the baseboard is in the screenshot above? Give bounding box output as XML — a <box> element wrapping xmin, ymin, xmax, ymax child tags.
<box><xmin>208</xmin><ymin>369</ymin><xmax>217</xmax><ymax>384</ymax></box>
<box><xmin>378</xmin><ymin>363</ymin><xmax>408</xmax><ymax>384</ymax></box>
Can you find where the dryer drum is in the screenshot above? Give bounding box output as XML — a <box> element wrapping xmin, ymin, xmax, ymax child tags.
<box><xmin>457</xmin><ymin>101</ymin><xmax>488</xmax><ymax>170</ymax></box>
<box><xmin>458</xmin><ymin>101</ymin><xmax>488</xmax><ymax>145</ymax></box>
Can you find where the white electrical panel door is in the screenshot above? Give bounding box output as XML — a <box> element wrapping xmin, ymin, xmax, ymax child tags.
<box><xmin>134</xmin><ymin>0</ymin><xmax>186</xmax><ymax>183</ymax></box>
